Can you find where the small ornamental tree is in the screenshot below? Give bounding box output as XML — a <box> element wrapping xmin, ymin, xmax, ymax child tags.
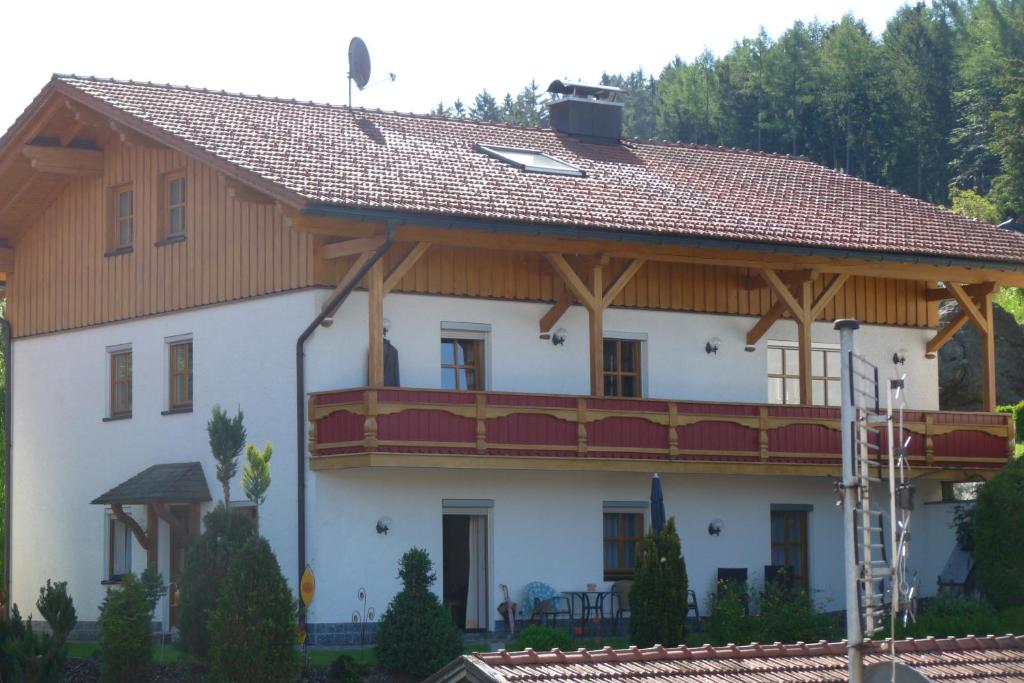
<box><xmin>629</xmin><ymin>517</ymin><xmax>689</xmax><ymax>647</ymax></box>
<box><xmin>208</xmin><ymin>536</ymin><xmax>298</xmax><ymax>683</ymax></box>
<box><xmin>974</xmin><ymin>458</ymin><xmax>1024</xmax><ymax>608</ymax></box>
<box><xmin>97</xmin><ymin>574</ymin><xmax>152</xmax><ymax>683</ymax></box>
<box><xmin>178</xmin><ymin>505</ymin><xmax>257</xmax><ymax>660</ymax></box>
<box><xmin>242</xmin><ymin>442</ymin><xmax>272</xmax><ymax>506</ymax></box>
<box><xmin>375</xmin><ymin>548</ymin><xmax>462</xmax><ymax>679</ymax></box>
<box><xmin>0</xmin><ymin>580</ymin><xmax>78</xmax><ymax>682</ymax></box>
<box><xmin>208</xmin><ymin>405</ymin><xmax>246</xmax><ymax>505</ymax></box>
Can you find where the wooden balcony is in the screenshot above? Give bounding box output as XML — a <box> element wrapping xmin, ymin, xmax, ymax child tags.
<box><xmin>307</xmin><ymin>388</ymin><xmax>1014</xmax><ymax>477</ymax></box>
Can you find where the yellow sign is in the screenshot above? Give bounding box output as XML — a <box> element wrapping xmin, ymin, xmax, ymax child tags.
<box><xmin>300</xmin><ymin>565</ymin><xmax>315</xmax><ymax>608</ymax></box>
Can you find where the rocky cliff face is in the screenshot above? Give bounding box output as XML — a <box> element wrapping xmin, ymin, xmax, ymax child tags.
<box><xmin>939</xmin><ymin>301</ymin><xmax>1024</xmax><ymax>411</ymax></box>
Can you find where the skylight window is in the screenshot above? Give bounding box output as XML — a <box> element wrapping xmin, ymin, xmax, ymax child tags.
<box><xmin>475</xmin><ymin>144</ymin><xmax>584</xmax><ymax>177</ymax></box>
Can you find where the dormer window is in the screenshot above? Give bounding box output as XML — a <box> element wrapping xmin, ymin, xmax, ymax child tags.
<box><xmin>475</xmin><ymin>144</ymin><xmax>584</xmax><ymax>177</ymax></box>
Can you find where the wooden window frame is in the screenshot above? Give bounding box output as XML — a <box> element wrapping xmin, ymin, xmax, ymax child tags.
<box><xmin>441</xmin><ymin>337</ymin><xmax>486</xmax><ymax>391</ymax></box>
<box><xmin>603</xmin><ymin>338</ymin><xmax>643</xmax><ymax>398</ymax></box>
<box><xmin>768</xmin><ymin>344</ymin><xmax>840</xmax><ymax>407</ymax></box>
<box><xmin>106</xmin><ymin>183</ymin><xmax>134</xmax><ymax>253</ymax></box>
<box><xmin>159</xmin><ymin>170</ymin><xmax>187</xmax><ymax>242</ymax></box>
<box><xmin>603</xmin><ymin>511</ymin><xmax>644</xmax><ymax>581</ymax></box>
<box><xmin>109</xmin><ymin>349</ymin><xmax>132</xmax><ymax>418</ymax></box>
<box><xmin>168</xmin><ymin>341</ymin><xmax>193</xmax><ymax>410</ymax></box>
<box><xmin>770</xmin><ymin>509</ymin><xmax>809</xmax><ymax>590</ymax></box>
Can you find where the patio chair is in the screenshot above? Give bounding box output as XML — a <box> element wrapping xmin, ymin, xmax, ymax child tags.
<box><xmin>520</xmin><ymin>582</ymin><xmax>571</xmax><ymax>628</ymax></box>
<box><xmin>611</xmin><ymin>579</ymin><xmax>632</xmax><ymax>635</ymax></box>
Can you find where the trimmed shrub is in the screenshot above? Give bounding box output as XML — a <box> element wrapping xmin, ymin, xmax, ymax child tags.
<box><xmin>706</xmin><ymin>580</ymin><xmax>756</xmax><ymax>646</ymax></box>
<box><xmin>508</xmin><ymin>625</ymin><xmax>575</xmax><ymax>652</ymax></box>
<box><xmin>178</xmin><ymin>504</ymin><xmax>257</xmax><ymax>659</ymax></box>
<box><xmin>629</xmin><ymin>517</ymin><xmax>689</xmax><ymax>647</ymax></box>
<box><xmin>97</xmin><ymin>574</ymin><xmax>153</xmax><ymax>683</ymax></box>
<box><xmin>756</xmin><ymin>580</ymin><xmax>835</xmax><ymax>644</ymax></box>
<box><xmin>899</xmin><ymin>592</ymin><xmax>999</xmax><ymax>638</ymax></box>
<box><xmin>997</xmin><ymin>401</ymin><xmax>1024</xmax><ymax>444</ymax></box>
<box><xmin>327</xmin><ymin>653</ymin><xmax>368</xmax><ymax>683</ymax></box>
<box><xmin>974</xmin><ymin>458</ymin><xmax>1024</xmax><ymax>608</ymax></box>
<box><xmin>375</xmin><ymin>548</ymin><xmax>463</xmax><ymax>680</ymax></box>
<box><xmin>207</xmin><ymin>536</ymin><xmax>298</xmax><ymax>683</ymax></box>
<box><xmin>0</xmin><ymin>579</ymin><xmax>78</xmax><ymax>682</ymax></box>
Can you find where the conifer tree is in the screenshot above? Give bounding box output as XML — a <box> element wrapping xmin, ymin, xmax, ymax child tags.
<box><xmin>629</xmin><ymin>517</ymin><xmax>689</xmax><ymax>647</ymax></box>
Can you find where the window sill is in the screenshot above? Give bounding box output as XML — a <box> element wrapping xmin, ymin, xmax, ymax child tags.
<box><xmin>104</xmin><ymin>246</ymin><xmax>134</xmax><ymax>258</ymax></box>
<box><xmin>102</xmin><ymin>413</ymin><xmax>132</xmax><ymax>422</ymax></box>
<box><xmin>101</xmin><ymin>577</ymin><xmax>125</xmax><ymax>586</ymax></box>
<box><xmin>161</xmin><ymin>406</ymin><xmax>193</xmax><ymax>416</ymax></box>
<box><xmin>154</xmin><ymin>234</ymin><xmax>186</xmax><ymax>247</ymax></box>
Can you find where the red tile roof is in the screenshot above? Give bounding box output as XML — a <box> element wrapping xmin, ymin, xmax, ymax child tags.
<box><xmin>435</xmin><ymin>636</ymin><xmax>1024</xmax><ymax>683</ymax></box>
<box><xmin>42</xmin><ymin>75</ymin><xmax>1024</xmax><ymax>266</ymax></box>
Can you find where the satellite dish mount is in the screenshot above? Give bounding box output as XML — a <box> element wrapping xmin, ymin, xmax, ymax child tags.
<box><xmin>348</xmin><ymin>37</ymin><xmax>371</xmax><ymax>108</ymax></box>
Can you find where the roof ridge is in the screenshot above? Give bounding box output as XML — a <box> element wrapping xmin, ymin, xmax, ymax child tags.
<box><xmin>472</xmin><ymin>635</ymin><xmax>1024</xmax><ymax>666</ymax></box>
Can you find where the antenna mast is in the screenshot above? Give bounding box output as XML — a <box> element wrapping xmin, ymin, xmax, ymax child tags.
<box><xmin>836</xmin><ymin>320</ymin><xmax>916</xmax><ymax>683</ymax></box>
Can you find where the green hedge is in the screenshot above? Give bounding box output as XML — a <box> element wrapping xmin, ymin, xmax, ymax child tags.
<box><xmin>975</xmin><ymin>458</ymin><xmax>1024</xmax><ymax>608</ymax></box>
<box><xmin>997</xmin><ymin>401</ymin><xmax>1024</xmax><ymax>444</ymax></box>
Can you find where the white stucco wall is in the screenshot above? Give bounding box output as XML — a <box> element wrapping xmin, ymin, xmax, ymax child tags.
<box><xmin>11</xmin><ymin>286</ymin><xmax>945</xmax><ymax>628</ymax></box>
<box><xmin>306</xmin><ymin>468</ymin><xmax>958</xmax><ymax>628</ymax></box>
<box><xmin>11</xmin><ymin>290</ymin><xmax>320</xmax><ymax>624</ymax></box>
<box><xmin>308</xmin><ymin>291</ymin><xmax>939</xmax><ymax>409</ymax></box>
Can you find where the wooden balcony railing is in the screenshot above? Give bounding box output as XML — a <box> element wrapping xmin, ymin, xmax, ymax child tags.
<box><xmin>307</xmin><ymin>387</ymin><xmax>1014</xmax><ymax>475</ymax></box>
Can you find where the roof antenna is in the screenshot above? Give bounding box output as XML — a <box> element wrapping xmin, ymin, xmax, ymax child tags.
<box><xmin>348</xmin><ymin>37</ymin><xmax>371</xmax><ymax>108</ymax></box>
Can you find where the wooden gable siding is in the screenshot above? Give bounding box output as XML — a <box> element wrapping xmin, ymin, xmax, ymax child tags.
<box><xmin>323</xmin><ymin>246</ymin><xmax>938</xmax><ymax>327</ymax></box>
<box><xmin>7</xmin><ymin>143</ymin><xmax>315</xmax><ymax>337</ymax></box>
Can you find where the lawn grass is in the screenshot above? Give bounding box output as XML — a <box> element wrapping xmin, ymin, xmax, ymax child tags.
<box><xmin>67</xmin><ymin>641</ymin><xmax>185</xmax><ymax>663</ymax></box>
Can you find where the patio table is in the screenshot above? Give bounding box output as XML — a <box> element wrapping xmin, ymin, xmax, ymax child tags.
<box><xmin>563</xmin><ymin>590</ymin><xmax>614</xmax><ymax>637</ymax></box>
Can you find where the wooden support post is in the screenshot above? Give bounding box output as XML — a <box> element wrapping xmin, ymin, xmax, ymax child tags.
<box><xmin>367</xmin><ymin>259</ymin><xmax>384</xmax><ymax>388</ymax></box>
<box><xmin>363</xmin><ymin>390</ymin><xmax>379</xmax><ymax>452</ymax></box>
<box><xmin>758</xmin><ymin>406</ymin><xmax>769</xmax><ymax>461</ymax></box>
<box><xmin>980</xmin><ymin>288</ymin><xmax>996</xmax><ymax>411</ymax></box>
<box><xmin>576</xmin><ymin>398</ymin><xmax>588</xmax><ymax>456</ymax></box>
<box><xmin>798</xmin><ymin>279</ymin><xmax>814</xmax><ymax>405</ymax></box>
<box><xmin>475</xmin><ymin>393</ymin><xmax>487</xmax><ymax>454</ymax></box>
<box><xmin>668</xmin><ymin>403</ymin><xmax>680</xmax><ymax>459</ymax></box>
<box><xmin>146</xmin><ymin>506</ymin><xmax>158</xmax><ymax>568</ymax></box>
<box><xmin>589</xmin><ymin>261</ymin><xmax>604</xmax><ymax>396</ymax></box>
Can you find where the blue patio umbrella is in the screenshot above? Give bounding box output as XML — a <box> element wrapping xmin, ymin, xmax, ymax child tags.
<box><xmin>650</xmin><ymin>473</ymin><xmax>666</xmax><ymax>532</ymax></box>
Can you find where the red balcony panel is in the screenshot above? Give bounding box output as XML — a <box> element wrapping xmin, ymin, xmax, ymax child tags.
<box><xmin>682</xmin><ymin>402</ymin><xmax>760</xmax><ymax>417</ymax></box>
<box><xmin>377</xmin><ymin>409</ymin><xmax>476</xmax><ymax>444</ymax></box>
<box><xmin>678</xmin><ymin>421</ymin><xmax>758</xmax><ymax>452</ymax></box>
<box><xmin>769</xmin><ymin>423</ymin><xmax>841</xmax><ymax>454</ymax></box>
<box><xmin>590</xmin><ymin>417</ymin><xmax>669</xmax><ymax>450</ymax></box>
<box><xmin>379</xmin><ymin>389</ymin><xmax>475</xmax><ymax>406</ymax></box>
<box><xmin>307</xmin><ymin>387</ymin><xmax>1013</xmax><ymax>473</ymax></box>
<box><xmin>315</xmin><ymin>410</ymin><xmax>365</xmax><ymax>445</ymax></box>
<box><xmin>487</xmin><ymin>413</ymin><xmax>577</xmax><ymax>446</ymax></box>
<box><xmin>313</xmin><ymin>390</ymin><xmax>365</xmax><ymax>406</ymax></box>
<box><xmin>488</xmin><ymin>393</ymin><xmax>577</xmax><ymax>409</ymax></box>
<box><xmin>933</xmin><ymin>430</ymin><xmax>1008</xmax><ymax>461</ymax></box>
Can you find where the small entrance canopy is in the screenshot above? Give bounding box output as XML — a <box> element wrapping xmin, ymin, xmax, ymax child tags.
<box><xmin>91</xmin><ymin>462</ymin><xmax>211</xmax><ymax>506</ymax></box>
<box><xmin>91</xmin><ymin>462</ymin><xmax>211</xmax><ymax>566</ymax></box>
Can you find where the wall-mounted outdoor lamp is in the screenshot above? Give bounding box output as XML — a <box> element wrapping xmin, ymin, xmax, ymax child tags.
<box><xmin>376</xmin><ymin>517</ymin><xmax>391</xmax><ymax>535</ymax></box>
<box><xmin>892</xmin><ymin>348</ymin><xmax>908</xmax><ymax>366</ymax></box>
<box><xmin>707</xmin><ymin>518</ymin><xmax>724</xmax><ymax>536</ymax></box>
<box><xmin>705</xmin><ymin>337</ymin><xmax>721</xmax><ymax>355</ymax></box>
<box><xmin>383</xmin><ymin>318</ymin><xmax>392</xmax><ymax>337</ymax></box>
<box><xmin>552</xmin><ymin>328</ymin><xmax>568</xmax><ymax>346</ymax></box>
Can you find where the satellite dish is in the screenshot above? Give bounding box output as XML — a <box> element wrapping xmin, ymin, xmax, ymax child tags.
<box><xmin>348</xmin><ymin>37</ymin><xmax>371</xmax><ymax>91</ymax></box>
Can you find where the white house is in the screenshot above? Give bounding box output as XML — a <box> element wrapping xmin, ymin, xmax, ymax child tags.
<box><xmin>0</xmin><ymin>75</ymin><xmax>1019</xmax><ymax>643</ymax></box>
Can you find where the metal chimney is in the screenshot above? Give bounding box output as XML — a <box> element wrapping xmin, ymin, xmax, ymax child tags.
<box><xmin>546</xmin><ymin>80</ymin><xmax>624</xmax><ymax>144</ymax></box>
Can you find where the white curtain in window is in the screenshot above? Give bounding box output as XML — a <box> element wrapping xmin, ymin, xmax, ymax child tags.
<box><xmin>112</xmin><ymin>519</ymin><xmax>132</xmax><ymax>575</ymax></box>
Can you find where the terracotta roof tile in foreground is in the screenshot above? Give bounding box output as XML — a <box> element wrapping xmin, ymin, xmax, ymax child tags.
<box><xmin>46</xmin><ymin>75</ymin><xmax>1024</xmax><ymax>267</ymax></box>
<box><xmin>454</xmin><ymin>635</ymin><xmax>1024</xmax><ymax>682</ymax></box>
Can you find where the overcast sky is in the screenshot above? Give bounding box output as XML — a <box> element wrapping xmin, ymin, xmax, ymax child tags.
<box><xmin>1</xmin><ymin>0</ymin><xmax>910</xmax><ymax>134</ymax></box>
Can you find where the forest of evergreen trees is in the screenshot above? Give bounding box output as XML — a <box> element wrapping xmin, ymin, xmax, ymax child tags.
<box><xmin>431</xmin><ymin>0</ymin><xmax>1024</xmax><ymax>222</ymax></box>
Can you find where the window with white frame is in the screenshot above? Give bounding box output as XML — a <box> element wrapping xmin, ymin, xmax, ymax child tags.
<box><xmin>107</xmin><ymin>513</ymin><xmax>133</xmax><ymax>581</ymax></box>
<box><xmin>767</xmin><ymin>342</ymin><xmax>841</xmax><ymax>406</ymax></box>
<box><xmin>440</xmin><ymin>323</ymin><xmax>490</xmax><ymax>391</ymax></box>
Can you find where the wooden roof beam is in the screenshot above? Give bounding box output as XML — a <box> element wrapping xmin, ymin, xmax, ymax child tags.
<box><xmin>22</xmin><ymin>144</ymin><xmax>103</xmax><ymax>175</ymax></box>
<box><xmin>742</xmin><ymin>269</ymin><xmax>814</xmax><ymax>290</ymax></box>
<box><xmin>540</xmin><ymin>289</ymin><xmax>574</xmax><ymax>333</ymax></box>
<box><xmin>946</xmin><ymin>282</ymin><xmax>989</xmax><ymax>335</ymax></box>
<box><xmin>320</xmin><ymin>235</ymin><xmax>387</xmax><ymax>260</ymax></box>
<box><xmin>383</xmin><ymin>242</ymin><xmax>430</xmax><ymax>294</ymax></box>
<box><xmin>762</xmin><ymin>268</ymin><xmax>806</xmax><ymax>322</ymax></box>
<box><xmin>924</xmin><ymin>282</ymin><xmax>997</xmax><ymax>302</ymax></box>
<box><xmin>809</xmin><ymin>273</ymin><xmax>850</xmax><ymax>319</ymax></box>
<box><xmin>321</xmin><ymin>250</ymin><xmax>375</xmax><ymax>318</ymax></box>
